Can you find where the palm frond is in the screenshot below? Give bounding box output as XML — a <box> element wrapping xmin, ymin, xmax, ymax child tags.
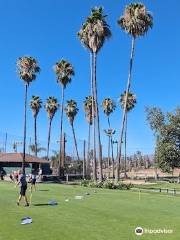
<box><xmin>17</xmin><ymin>56</ymin><xmax>40</xmax><ymax>85</ymax></box>
<box><xmin>44</xmin><ymin>96</ymin><xmax>59</xmax><ymax>120</ymax></box>
<box><xmin>78</xmin><ymin>6</ymin><xmax>111</xmax><ymax>53</ymax></box>
<box><xmin>83</xmin><ymin>95</ymin><xmax>95</xmax><ymax>125</ymax></box>
<box><xmin>117</xmin><ymin>3</ymin><xmax>153</xmax><ymax>37</ymax></box>
<box><xmin>102</xmin><ymin>98</ymin><xmax>116</xmax><ymax>116</ymax></box>
<box><xmin>119</xmin><ymin>91</ymin><xmax>137</xmax><ymax>112</ymax></box>
<box><xmin>53</xmin><ymin>59</ymin><xmax>74</xmax><ymax>88</ymax></box>
<box><xmin>64</xmin><ymin>99</ymin><xmax>79</xmax><ymax>125</ymax></box>
<box><xmin>30</xmin><ymin>95</ymin><xmax>42</xmax><ymax>117</ymax></box>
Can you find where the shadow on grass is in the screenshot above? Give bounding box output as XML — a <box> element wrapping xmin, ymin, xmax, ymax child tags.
<box><xmin>38</xmin><ymin>190</ymin><xmax>50</xmax><ymax>192</ymax></box>
<box><xmin>33</xmin><ymin>203</ymin><xmax>49</xmax><ymax>206</ymax></box>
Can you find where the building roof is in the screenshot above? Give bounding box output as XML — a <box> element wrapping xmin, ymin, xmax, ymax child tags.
<box><xmin>0</xmin><ymin>153</ymin><xmax>49</xmax><ymax>164</ymax></box>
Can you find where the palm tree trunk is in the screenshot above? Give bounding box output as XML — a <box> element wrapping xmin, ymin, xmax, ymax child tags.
<box><xmin>107</xmin><ymin>116</ymin><xmax>110</xmax><ymax>129</ymax></box>
<box><xmin>124</xmin><ymin>112</ymin><xmax>127</xmax><ymax>179</ymax></box>
<box><xmin>93</xmin><ymin>52</ymin><xmax>102</xmax><ymax>181</ymax></box>
<box><xmin>58</xmin><ymin>85</ymin><xmax>65</xmax><ymax>177</ymax></box>
<box><xmin>107</xmin><ymin>116</ymin><xmax>115</xmax><ymax>178</ymax></box>
<box><xmin>86</xmin><ymin>123</ymin><xmax>91</xmax><ymax>178</ymax></box>
<box><xmin>93</xmin><ymin>117</ymin><xmax>97</xmax><ymax>181</ymax></box>
<box><xmin>22</xmin><ymin>84</ymin><xmax>28</xmax><ymax>175</ymax></box>
<box><xmin>111</xmin><ymin>138</ymin><xmax>115</xmax><ymax>178</ymax></box>
<box><xmin>107</xmin><ymin>136</ymin><xmax>110</xmax><ymax>179</ymax></box>
<box><xmin>4</xmin><ymin>133</ymin><xmax>7</xmax><ymax>153</ymax></box>
<box><xmin>90</xmin><ymin>52</ymin><xmax>97</xmax><ymax>181</ymax></box>
<box><xmin>116</xmin><ymin>37</ymin><xmax>136</xmax><ymax>182</ymax></box>
<box><xmin>83</xmin><ymin>140</ymin><xmax>86</xmax><ymax>179</ymax></box>
<box><xmin>29</xmin><ymin>137</ymin><xmax>31</xmax><ymax>154</ymax></box>
<box><xmin>34</xmin><ymin>116</ymin><xmax>37</xmax><ymax>157</ymax></box>
<box><xmin>71</xmin><ymin>122</ymin><xmax>80</xmax><ymax>161</ymax></box>
<box><xmin>107</xmin><ymin>116</ymin><xmax>111</xmax><ymax>179</ymax></box>
<box><xmin>47</xmin><ymin>118</ymin><xmax>52</xmax><ymax>161</ymax></box>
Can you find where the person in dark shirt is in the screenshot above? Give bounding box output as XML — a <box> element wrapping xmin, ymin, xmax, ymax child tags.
<box><xmin>9</xmin><ymin>172</ymin><xmax>14</xmax><ymax>182</ymax></box>
<box><xmin>0</xmin><ymin>168</ymin><xmax>6</xmax><ymax>180</ymax></box>
<box><xmin>29</xmin><ymin>171</ymin><xmax>37</xmax><ymax>192</ymax></box>
<box><xmin>16</xmin><ymin>170</ymin><xmax>29</xmax><ymax>207</ymax></box>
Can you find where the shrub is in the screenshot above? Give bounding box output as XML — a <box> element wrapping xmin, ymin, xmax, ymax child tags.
<box><xmin>88</xmin><ymin>181</ymin><xmax>104</xmax><ymax>188</ymax></box>
<box><xmin>80</xmin><ymin>179</ymin><xmax>134</xmax><ymax>190</ymax></box>
<box><xmin>115</xmin><ymin>182</ymin><xmax>134</xmax><ymax>190</ymax></box>
<box><xmin>80</xmin><ymin>180</ymin><xmax>89</xmax><ymax>187</ymax></box>
<box><xmin>103</xmin><ymin>180</ymin><xmax>117</xmax><ymax>189</ymax></box>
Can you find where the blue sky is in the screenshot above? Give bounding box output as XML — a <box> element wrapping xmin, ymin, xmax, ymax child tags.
<box><xmin>0</xmin><ymin>0</ymin><xmax>179</xmax><ymax>155</ymax></box>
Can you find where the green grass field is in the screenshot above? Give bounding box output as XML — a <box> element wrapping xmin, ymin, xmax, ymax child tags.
<box><xmin>0</xmin><ymin>181</ymin><xmax>180</xmax><ymax>240</ymax></box>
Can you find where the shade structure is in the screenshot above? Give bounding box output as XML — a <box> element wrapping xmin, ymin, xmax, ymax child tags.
<box><xmin>0</xmin><ymin>153</ymin><xmax>48</xmax><ymax>164</ymax></box>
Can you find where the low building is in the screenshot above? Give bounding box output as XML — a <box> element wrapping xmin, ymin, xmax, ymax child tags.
<box><xmin>0</xmin><ymin>153</ymin><xmax>50</xmax><ymax>174</ymax></box>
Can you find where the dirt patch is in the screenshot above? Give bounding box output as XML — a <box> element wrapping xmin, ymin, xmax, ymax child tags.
<box><xmin>122</xmin><ymin>180</ymin><xmax>157</xmax><ymax>185</ymax></box>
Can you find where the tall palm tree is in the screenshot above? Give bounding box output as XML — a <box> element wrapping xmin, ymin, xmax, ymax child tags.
<box><xmin>102</xmin><ymin>98</ymin><xmax>116</xmax><ymax>128</ymax></box>
<box><xmin>104</xmin><ymin>129</ymin><xmax>116</xmax><ymax>178</ymax></box>
<box><xmin>83</xmin><ymin>96</ymin><xmax>95</xmax><ymax>178</ymax></box>
<box><xmin>53</xmin><ymin>59</ymin><xmax>74</xmax><ymax>177</ymax></box>
<box><xmin>119</xmin><ymin>91</ymin><xmax>137</xmax><ymax>178</ymax></box>
<box><xmin>29</xmin><ymin>144</ymin><xmax>46</xmax><ymax>155</ymax></box>
<box><xmin>64</xmin><ymin>100</ymin><xmax>80</xmax><ymax>161</ymax></box>
<box><xmin>30</xmin><ymin>95</ymin><xmax>42</xmax><ymax>157</ymax></box>
<box><xmin>116</xmin><ymin>3</ymin><xmax>153</xmax><ymax>181</ymax></box>
<box><xmin>102</xmin><ymin>98</ymin><xmax>116</xmax><ymax>178</ymax></box>
<box><xmin>78</xmin><ymin>7</ymin><xmax>111</xmax><ymax>181</ymax></box>
<box><xmin>17</xmin><ymin>56</ymin><xmax>40</xmax><ymax>174</ymax></box>
<box><xmin>44</xmin><ymin>96</ymin><xmax>59</xmax><ymax>160</ymax></box>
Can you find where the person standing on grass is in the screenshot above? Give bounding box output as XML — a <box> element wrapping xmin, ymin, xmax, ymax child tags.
<box><xmin>29</xmin><ymin>170</ymin><xmax>37</xmax><ymax>192</ymax></box>
<box><xmin>13</xmin><ymin>171</ymin><xmax>19</xmax><ymax>183</ymax></box>
<box><xmin>16</xmin><ymin>170</ymin><xmax>29</xmax><ymax>207</ymax></box>
<box><xmin>9</xmin><ymin>172</ymin><xmax>14</xmax><ymax>182</ymax></box>
<box><xmin>38</xmin><ymin>167</ymin><xmax>42</xmax><ymax>181</ymax></box>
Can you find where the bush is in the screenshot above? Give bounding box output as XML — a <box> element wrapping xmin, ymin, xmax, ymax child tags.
<box><xmin>80</xmin><ymin>179</ymin><xmax>133</xmax><ymax>190</ymax></box>
<box><xmin>103</xmin><ymin>180</ymin><xmax>117</xmax><ymax>189</ymax></box>
<box><xmin>80</xmin><ymin>180</ymin><xmax>89</xmax><ymax>187</ymax></box>
<box><xmin>115</xmin><ymin>182</ymin><xmax>133</xmax><ymax>190</ymax></box>
<box><xmin>88</xmin><ymin>181</ymin><xmax>104</xmax><ymax>188</ymax></box>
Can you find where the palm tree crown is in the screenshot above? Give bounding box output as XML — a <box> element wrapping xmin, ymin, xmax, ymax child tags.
<box><xmin>53</xmin><ymin>59</ymin><xmax>74</xmax><ymax>88</ymax></box>
<box><xmin>119</xmin><ymin>91</ymin><xmax>137</xmax><ymax>112</ymax></box>
<box><xmin>104</xmin><ymin>129</ymin><xmax>116</xmax><ymax>137</ymax></box>
<box><xmin>44</xmin><ymin>96</ymin><xmax>59</xmax><ymax>120</ymax></box>
<box><xmin>30</xmin><ymin>95</ymin><xmax>42</xmax><ymax>118</ymax></box>
<box><xmin>102</xmin><ymin>98</ymin><xmax>116</xmax><ymax>116</ymax></box>
<box><xmin>83</xmin><ymin>96</ymin><xmax>95</xmax><ymax>125</ymax></box>
<box><xmin>117</xmin><ymin>3</ymin><xmax>153</xmax><ymax>37</ymax></box>
<box><xmin>29</xmin><ymin>144</ymin><xmax>46</xmax><ymax>154</ymax></box>
<box><xmin>77</xmin><ymin>6</ymin><xmax>111</xmax><ymax>53</ymax></box>
<box><xmin>17</xmin><ymin>56</ymin><xmax>40</xmax><ymax>85</ymax></box>
<box><xmin>64</xmin><ymin>100</ymin><xmax>79</xmax><ymax>125</ymax></box>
